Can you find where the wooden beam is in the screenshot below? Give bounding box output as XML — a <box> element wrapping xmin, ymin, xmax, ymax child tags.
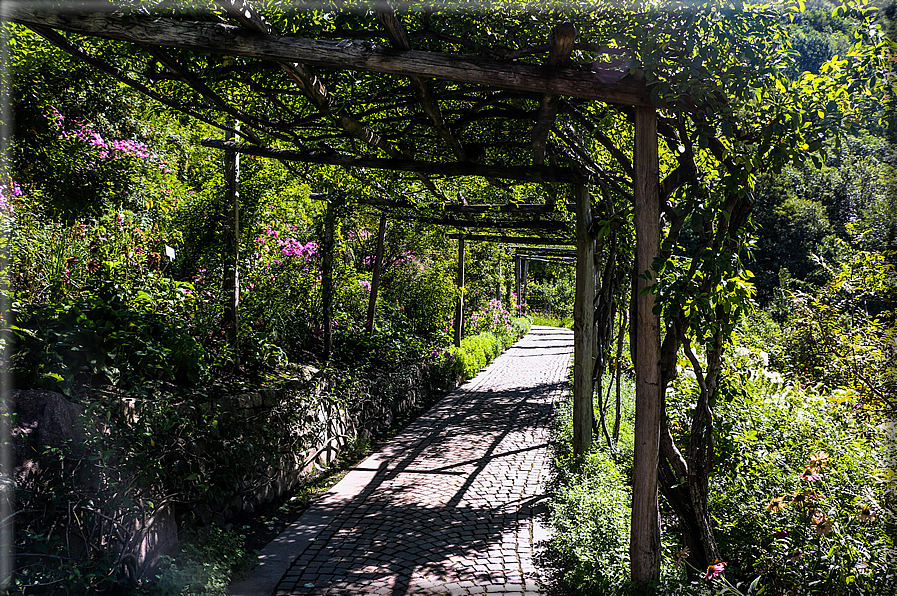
<box><xmin>513</xmin><ymin>246</ymin><xmax>576</xmax><ymax>255</ymax></box>
<box><xmin>514</xmin><ymin>256</ymin><xmax>575</xmax><ymax>264</ymax></box>
<box><xmin>366</xmin><ymin>214</ymin><xmax>387</xmax><ymax>335</ymax></box>
<box><xmin>312</xmin><ymin>195</ymin><xmax>576</xmax><ymax>214</ymax></box>
<box><xmin>446</xmin><ymin>234</ymin><xmax>574</xmax><ymax>246</ymax></box>
<box><xmin>531</xmin><ymin>23</ymin><xmax>576</xmax><ymax>166</ymax></box>
<box><xmin>10</xmin><ymin>9</ymin><xmax>654</xmax><ymax>106</ymax></box>
<box><xmin>222</xmin><ymin>123</ymin><xmax>241</xmax><ymax>363</ymax></box>
<box><xmin>572</xmin><ymin>183</ymin><xmax>595</xmax><ymax>456</ymax></box>
<box><xmin>630</xmin><ymin>106</ymin><xmax>662</xmax><ymax>586</ymax></box>
<box><xmin>201</xmin><ymin>139</ymin><xmax>586</xmax><ymax>183</ymax></box>
<box><xmin>389</xmin><ymin>215</ymin><xmax>568</xmax><ymax>231</ymax></box>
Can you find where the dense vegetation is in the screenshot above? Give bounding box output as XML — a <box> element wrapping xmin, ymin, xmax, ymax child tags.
<box><xmin>543</xmin><ymin>2</ymin><xmax>896</xmax><ymax>594</ymax></box>
<box><xmin>1</xmin><ymin>0</ymin><xmax>894</xmax><ymax>594</ymax></box>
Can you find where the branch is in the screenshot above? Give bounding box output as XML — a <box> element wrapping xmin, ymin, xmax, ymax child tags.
<box><xmin>374</xmin><ymin>0</ymin><xmax>467</xmax><ymax>160</ymax></box>
<box><xmin>25</xmin><ymin>25</ymin><xmax>264</xmax><ymax>144</ymax></box>
<box><xmin>213</xmin><ymin>0</ymin><xmax>447</xmax><ymax>200</ymax></box>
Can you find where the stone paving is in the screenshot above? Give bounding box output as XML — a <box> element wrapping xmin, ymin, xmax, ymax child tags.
<box><xmin>229</xmin><ymin>326</ymin><xmax>573</xmax><ymax>596</ymax></box>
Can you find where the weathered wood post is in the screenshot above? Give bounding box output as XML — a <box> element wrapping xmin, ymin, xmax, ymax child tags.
<box><xmin>366</xmin><ymin>213</ymin><xmax>387</xmax><ymax>335</ymax></box>
<box><xmin>515</xmin><ymin>255</ymin><xmax>522</xmax><ymax>314</ymax></box>
<box><xmin>222</xmin><ymin>122</ymin><xmax>241</xmax><ymax>364</ymax></box>
<box><xmin>522</xmin><ymin>257</ymin><xmax>530</xmax><ymax>313</ymax></box>
<box><xmin>630</xmin><ymin>106</ymin><xmax>662</xmax><ymax>587</ymax></box>
<box><xmin>573</xmin><ymin>183</ymin><xmax>595</xmax><ymax>456</ymax></box>
<box><xmin>322</xmin><ymin>201</ymin><xmax>335</xmax><ymax>360</ymax></box>
<box><xmin>453</xmin><ymin>236</ymin><xmax>466</xmax><ymax>347</ymax></box>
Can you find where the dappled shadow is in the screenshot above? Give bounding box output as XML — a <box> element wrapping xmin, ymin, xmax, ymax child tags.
<box><xmin>268</xmin><ymin>327</ymin><xmax>573</xmax><ymax>595</ymax></box>
<box><xmin>274</xmin><ymin>383</ymin><xmax>562</xmax><ymax>594</ymax></box>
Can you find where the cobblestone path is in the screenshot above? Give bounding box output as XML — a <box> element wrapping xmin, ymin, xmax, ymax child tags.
<box><xmin>230</xmin><ymin>326</ymin><xmax>573</xmax><ymax>596</ymax></box>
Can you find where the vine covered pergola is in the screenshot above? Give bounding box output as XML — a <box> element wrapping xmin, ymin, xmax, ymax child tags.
<box><xmin>10</xmin><ymin>0</ymin><xmax>890</xmax><ymax>587</ymax></box>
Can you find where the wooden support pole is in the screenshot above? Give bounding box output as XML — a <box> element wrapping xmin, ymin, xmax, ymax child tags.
<box><xmin>322</xmin><ymin>203</ymin><xmax>335</xmax><ymax>361</ymax></box>
<box><xmin>453</xmin><ymin>237</ymin><xmax>466</xmax><ymax>347</ymax></box>
<box><xmin>630</xmin><ymin>106</ymin><xmax>662</xmax><ymax>587</ymax></box>
<box><xmin>222</xmin><ymin>122</ymin><xmax>241</xmax><ymax>364</ymax></box>
<box><xmin>522</xmin><ymin>257</ymin><xmax>530</xmax><ymax>313</ymax></box>
<box><xmin>573</xmin><ymin>182</ymin><xmax>595</xmax><ymax>456</ymax></box>
<box><xmin>366</xmin><ymin>213</ymin><xmax>388</xmax><ymax>335</ymax></box>
<box><xmin>515</xmin><ymin>256</ymin><xmax>522</xmax><ymax>314</ymax></box>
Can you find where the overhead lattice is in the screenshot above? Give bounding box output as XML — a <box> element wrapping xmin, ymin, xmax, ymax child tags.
<box><xmin>10</xmin><ymin>0</ymin><xmax>677</xmax><ymax>241</ymax></box>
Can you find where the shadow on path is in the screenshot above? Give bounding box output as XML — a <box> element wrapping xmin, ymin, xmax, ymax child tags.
<box><xmin>230</xmin><ymin>327</ymin><xmax>572</xmax><ymax>596</ymax></box>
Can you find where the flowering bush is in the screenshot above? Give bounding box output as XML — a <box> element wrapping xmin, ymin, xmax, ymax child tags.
<box><xmin>699</xmin><ymin>347</ymin><xmax>895</xmax><ymax>595</ymax></box>
<box><xmin>465</xmin><ymin>298</ymin><xmax>513</xmax><ymax>337</ymax></box>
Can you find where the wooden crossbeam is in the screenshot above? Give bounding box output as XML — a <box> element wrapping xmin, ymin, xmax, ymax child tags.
<box><xmin>311</xmin><ymin>194</ymin><xmax>576</xmax><ymax>214</ymax></box>
<box><xmin>513</xmin><ymin>246</ymin><xmax>577</xmax><ymax>255</ymax></box>
<box><xmin>201</xmin><ymin>139</ymin><xmax>587</xmax><ymax>183</ymax></box>
<box><xmin>446</xmin><ymin>234</ymin><xmax>574</xmax><ymax>246</ymax></box>
<box><xmin>386</xmin><ymin>215</ymin><xmax>568</xmax><ymax>231</ymax></box>
<box><xmin>10</xmin><ymin>8</ymin><xmax>653</xmax><ymax>106</ymax></box>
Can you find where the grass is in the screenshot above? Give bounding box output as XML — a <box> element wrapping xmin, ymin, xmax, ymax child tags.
<box><xmin>530</xmin><ymin>312</ymin><xmax>573</xmax><ymax>328</ymax></box>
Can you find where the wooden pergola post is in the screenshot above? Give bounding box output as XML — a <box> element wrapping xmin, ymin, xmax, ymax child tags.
<box><xmin>453</xmin><ymin>237</ymin><xmax>466</xmax><ymax>347</ymax></box>
<box><xmin>521</xmin><ymin>257</ymin><xmax>530</xmax><ymax>313</ymax></box>
<box><xmin>366</xmin><ymin>213</ymin><xmax>387</xmax><ymax>335</ymax></box>
<box><xmin>322</xmin><ymin>202</ymin><xmax>335</xmax><ymax>360</ymax></box>
<box><xmin>573</xmin><ymin>183</ymin><xmax>595</xmax><ymax>456</ymax></box>
<box><xmin>222</xmin><ymin>122</ymin><xmax>241</xmax><ymax>365</ymax></box>
<box><xmin>515</xmin><ymin>256</ymin><xmax>522</xmax><ymax>314</ymax></box>
<box><xmin>630</xmin><ymin>106</ymin><xmax>662</xmax><ymax>586</ymax></box>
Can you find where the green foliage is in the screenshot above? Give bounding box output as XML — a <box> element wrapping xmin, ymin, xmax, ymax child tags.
<box><xmin>465</xmin><ymin>298</ymin><xmax>513</xmax><ymax>337</ymax></box>
<box><xmin>526</xmin><ymin>267</ymin><xmax>574</xmax><ymax>319</ymax></box>
<box><xmin>777</xmin><ymin>246</ymin><xmax>896</xmax><ymax>413</ymax></box>
<box><xmin>142</xmin><ymin>525</ymin><xmax>254</xmax><ymax>596</ymax></box>
<box><xmin>11</xmin><ymin>291</ymin><xmax>208</xmax><ymax>394</ymax></box>
<box><xmin>443</xmin><ymin>317</ymin><xmax>530</xmax><ymax>382</ymax></box>
<box><xmin>380</xmin><ymin>253</ymin><xmax>458</xmax><ymax>339</ymax></box>
<box><xmin>530</xmin><ymin>313</ymin><xmax>574</xmax><ymax>329</ymax></box>
<box><xmin>657</xmin><ymin>342</ymin><xmax>895</xmax><ymax>595</ymax></box>
<box><xmin>547</xmin><ymin>392</ymin><xmax>634</xmax><ymax>595</ymax></box>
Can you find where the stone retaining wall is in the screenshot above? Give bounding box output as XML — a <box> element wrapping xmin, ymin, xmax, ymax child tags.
<box><xmin>12</xmin><ymin>361</ymin><xmax>444</xmax><ymax>581</ymax></box>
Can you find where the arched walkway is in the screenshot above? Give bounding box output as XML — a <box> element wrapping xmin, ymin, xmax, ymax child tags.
<box><xmin>230</xmin><ymin>326</ymin><xmax>573</xmax><ymax>596</ymax></box>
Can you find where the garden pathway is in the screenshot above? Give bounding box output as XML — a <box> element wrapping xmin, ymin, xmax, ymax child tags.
<box><xmin>229</xmin><ymin>326</ymin><xmax>573</xmax><ymax>596</ymax></box>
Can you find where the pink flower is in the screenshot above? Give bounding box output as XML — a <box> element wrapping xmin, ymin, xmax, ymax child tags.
<box><xmin>703</xmin><ymin>560</ymin><xmax>726</xmax><ymax>581</ymax></box>
<box><xmin>797</xmin><ymin>467</ymin><xmax>821</xmax><ymax>482</ymax></box>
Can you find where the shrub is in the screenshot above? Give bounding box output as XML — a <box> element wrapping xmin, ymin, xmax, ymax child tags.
<box><xmin>548</xmin><ymin>397</ymin><xmax>632</xmax><ymax>595</ymax></box>
<box><xmin>141</xmin><ymin>524</ymin><xmax>254</xmax><ymax>596</ymax></box>
<box><xmin>442</xmin><ymin>317</ymin><xmax>530</xmax><ymax>382</ymax></box>
<box><xmin>11</xmin><ymin>290</ymin><xmax>208</xmax><ymax>394</ymax></box>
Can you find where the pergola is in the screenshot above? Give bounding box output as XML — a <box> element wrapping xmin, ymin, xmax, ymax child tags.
<box><xmin>9</xmin><ymin>0</ymin><xmax>684</xmax><ymax>581</ymax></box>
